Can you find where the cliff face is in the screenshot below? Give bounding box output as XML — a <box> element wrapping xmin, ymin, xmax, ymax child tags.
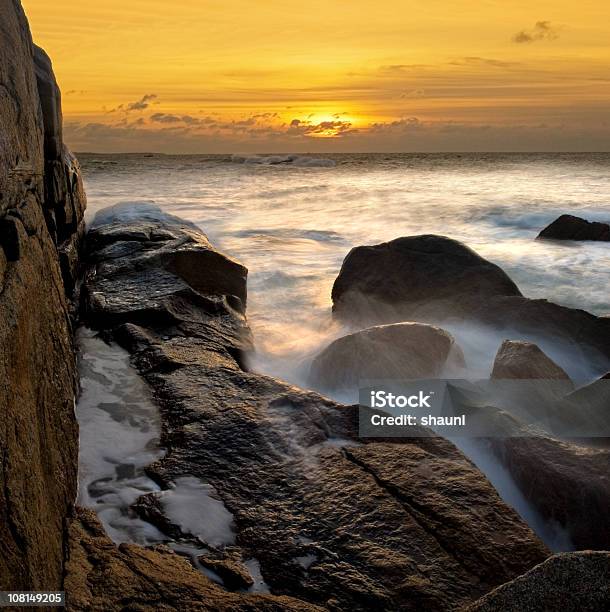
<box><xmin>0</xmin><ymin>0</ymin><xmax>85</xmax><ymax>591</ymax></box>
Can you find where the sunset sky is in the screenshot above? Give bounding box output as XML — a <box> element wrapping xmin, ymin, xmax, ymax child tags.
<box><xmin>22</xmin><ymin>0</ymin><xmax>610</xmax><ymax>153</ymax></box>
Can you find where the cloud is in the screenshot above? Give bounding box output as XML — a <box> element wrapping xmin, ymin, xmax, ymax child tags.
<box><xmin>107</xmin><ymin>94</ymin><xmax>158</xmax><ymax>114</ymax></box>
<box><xmin>449</xmin><ymin>57</ymin><xmax>518</xmax><ymax>68</ymax></box>
<box><xmin>378</xmin><ymin>64</ymin><xmax>431</xmax><ymax>74</ymax></box>
<box><xmin>512</xmin><ymin>21</ymin><xmax>559</xmax><ymax>44</ymax></box>
<box><xmin>399</xmin><ymin>89</ymin><xmax>425</xmax><ymax>99</ymax></box>
<box><xmin>286</xmin><ymin>118</ymin><xmax>354</xmax><ymax>137</ymax></box>
<box><xmin>64</xmin><ymin>113</ymin><xmax>610</xmax><ymax>154</ymax></box>
<box><xmin>126</xmin><ymin>93</ymin><xmax>158</xmax><ymax>111</ymax></box>
<box><xmin>150</xmin><ymin>112</ymin><xmax>181</xmax><ymax>123</ymax></box>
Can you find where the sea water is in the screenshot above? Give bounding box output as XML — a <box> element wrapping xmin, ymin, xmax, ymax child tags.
<box><xmin>77</xmin><ymin>152</ymin><xmax>610</xmax><ymax>551</ymax></box>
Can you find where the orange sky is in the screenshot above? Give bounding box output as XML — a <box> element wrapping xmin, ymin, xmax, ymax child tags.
<box><xmin>22</xmin><ymin>0</ymin><xmax>610</xmax><ymax>152</ymax></box>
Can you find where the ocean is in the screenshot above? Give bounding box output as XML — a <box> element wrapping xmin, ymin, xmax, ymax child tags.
<box><xmin>80</xmin><ymin>152</ymin><xmax>610</xmax><ymax>385</ymax></box>
<box><xmin>76</xmin><ymin>152</ymin><xmax>610</xmax><ymax>552</ymax></box>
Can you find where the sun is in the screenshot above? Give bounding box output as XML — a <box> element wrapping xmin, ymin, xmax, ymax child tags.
<box><xmin>305</xmin><ymin>111</ymin><xmax>359</xmax><ymax>138</ymax></box>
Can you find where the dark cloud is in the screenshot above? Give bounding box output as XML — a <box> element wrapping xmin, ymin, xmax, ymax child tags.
<box><xmin>107</xmin><ymin>94</ymin><xmax>158</xmax><ymax>114</ymax></box>
<box><xmin>513</xmin><ymin>21</ymin><xmax>559</xmax><ymax>44</ymax></box>
<box><xmin>150</xmin><ymin>113</ymin><xmax>181</xmax><ymax>123</ymax></box>
<box><xmin>126</xmin><ymin>94</ymin><xmax>158</xmax><ymax>111</ymax></box>
<box><xmin>64</xmin><ymin>115</ymin><xmax>610</xmax><ymax>154</ymax></box>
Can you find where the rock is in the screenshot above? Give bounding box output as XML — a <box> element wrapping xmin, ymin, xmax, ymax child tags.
<box><xmin>332</xmin><ymin>235</ymin><xmax>522</xmax><ymax>325</ymax></box>
<box><xmin>81</xmin><ymin>206</ymin><xmax>549</xmax><ymax>610</ymax></box>
<box><xmin>537</xmin><ymin>214</ymin><xmax>610</xmax><ymax>242</ymax></box>
<box><xmin>466</xmin><ymin>552</ymin><xmax>610</xmax><ymax>611</ymax></box>
<box><xmin>330</xmin><ymin>235</ymin><xmax>610</xmax><ymax>364</ymax></box>
<box><xmin>491</xmin><ymin>340</ymin><xmax>572</xmax><ymax>382</ymax></box>
<box><xmin>198</xmin><ymin>550</ymin><xmax>254</xmax><ymax>590</ymax></box>
<box><xmin>309</xmin><ymin>322</ymin><xmax>465</xmax><ymax>390</ymax></box>
<box><xmin>65</xmin><ymin>508</ymin><xmax>319</xmax><ymax>611</ymax></box>
<box><xmin>33</xmin><ymin>44</ymin><xmax>86</xmax><ymax>298</ymax></box>
<box><xmin>528</xmin><ymin>372</ymin><xmax>610</xmax><ymax>443</ymax></box>
<box><xmin>0</xmin><ymin>1</ymin><xmax>84</xmax><ymax>592</ymax></box>
<box><xmin>483</xmin><ymin>412</ymin><xmax>610</xmax><ymax>550</ymax></box>
<box><xmin>83</xmin><ymin>202</ymin><xmax>249</xmax><ymax>331</ymax></box>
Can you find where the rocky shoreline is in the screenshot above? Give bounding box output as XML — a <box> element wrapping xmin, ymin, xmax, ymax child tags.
<box><xmin>1</xmin><ymin>2</ymin><xmax>609</xmax><ymax>610</ymax></box>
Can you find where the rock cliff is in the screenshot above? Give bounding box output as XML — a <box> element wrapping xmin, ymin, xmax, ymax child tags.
<box><xmin>0</xmin><ymin>0</ymin><xmax>85</xmax><ymax>591</ymax></box>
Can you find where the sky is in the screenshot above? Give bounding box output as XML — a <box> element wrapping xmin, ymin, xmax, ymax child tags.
<box><xmin>22</xmin><ymin>0</ymin><xmax>610</xmax><ymax>153</ymax></box>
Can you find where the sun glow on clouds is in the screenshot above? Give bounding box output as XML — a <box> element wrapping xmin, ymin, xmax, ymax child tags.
<box><xmin>21</xmin><ymin>0</ymin><xmax>610</xmax><ymax>152</ymax></box>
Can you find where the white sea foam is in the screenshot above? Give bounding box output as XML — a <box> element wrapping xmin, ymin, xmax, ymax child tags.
<box><xmin>76</xmin><ymin>327</ymin><xmax>166</xmax><ymax>545</ymax></box>
<box><xmin>160</xmin><ymin>477</ymin><xmax>236</xmax><ymax>547</ymax></box>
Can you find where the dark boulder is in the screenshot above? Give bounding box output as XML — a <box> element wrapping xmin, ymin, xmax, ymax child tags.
<box><xmin>332</xmin><ymin>235</ymin><xmax>521</xmax><ymax>325</ymax></box>
<box><xmin>309</xmin><ymin>322</ymin><xmax>464</xmax><ymax>390</ymax></box>
<box><xmin>466</xmin><ymin>552</ymin><xmax>610</xmax><ymax>612</ymax></box>
<box><xmin>330</xmin><ymin>235</ymin><xmax>610</xmax><ymax>364</ymax></box>
<box><xmin>480</xmin><ymin>408</ymin><xmax>610</xmax><ymax>550</ymax></box>
<box><xmin>537</xmin><ymin>214</ymin><xmax>610</xmax><ymax>242</ymax></box>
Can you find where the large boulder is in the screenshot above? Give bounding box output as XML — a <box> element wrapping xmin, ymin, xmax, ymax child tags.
<box><xmin>78</xmin><ymin>207</ymin><xmax>550</xmax><ymax>611</ymax></box>
<box><xmin>331</xmin><ymin>235</ymin><xmax>610</xmax><ymax>364</ymax></box>
<box><xmin>309</xmin><ymin>322</ymin><xmax>464</xmax><ymax>390</ymax></box>
<box><xmin>0</xmin><ymin>1</ymin><xmax>85</xmax><ymax>592</ymax></box>
<box><xmin>84</xmin><ymin>202</ymin><xmax>249</xmax><ymax>334</ymax></box>
<box><xmin>332</xmin><ymin>235</ymin><xmax>521</xmax><ymax>325</ymax></box>
<box><xmin>537</xmin><ymin>214</ymin><xmax>610</xmax><ymax>242</ymax></box>
<box><xmin>467</xmin><ymin>552</ymin><xmax>610</xmax><ymax>612</ymax></box>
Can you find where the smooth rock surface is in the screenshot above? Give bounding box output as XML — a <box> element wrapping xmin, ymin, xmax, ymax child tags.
<box><xmin>80</xmin><ymin>206</ymin><xmax>549</xmax><ymax>611</ymax></box>
<box><xmin>466</xmin><ymin>552</ymin><xmax>610</xmax><ymax>611</ymax></box>
<box><xmin>330</xmin><ymin>234</ymin><xmax>610</xmax><ymax>363</ymax></box>
<box><xmin>332</xmin><ymin>235</ymin><xmax>521</xmax><ymax>325</ymax></box>
<box><xmin>309</xmin><ymin>322</ymin><xmax>464</xmax><ymax>390</ymax></box>
<box><xmin>537</xmin><ymin>214</ymin><xmax>610</xmax><ymax>242</ymax></box>
<box><xmin>0</xmin><ymin>0</ymin><xmax>85</xmax><ymax>591</ymax></box>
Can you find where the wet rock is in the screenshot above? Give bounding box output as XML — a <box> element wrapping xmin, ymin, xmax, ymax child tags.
<box><xmin>0</xmin><ymin>2</ymin><xmax>83</xmax><ymax>592</ymax></box>
<box><xmin>82</xmin><ymin>208</ymin><xmax>549</xmax><ymax>611</ymax></box>
<box><xmin>537</xmin><ymin>214</ymin><xmax>610</xmax><ymax>242</ymax></box>
<box><xmin>83</xmin><ymin>203</ymin><xmax>249</xmax><ymax>332</ymax></box>
<box><xmin>466</xmin><ymin>552</ymin><xmax>610</xmax><ymax>611</ymax></box>
<box><xmin>330</xmin><ymin>235</ymin><xmax>610</xmax><ymax>363</ymax></box>
<box><xmin>332</xmin><ymin>235</ymin><xmax>521</xmax><ymax>325</ymax></box>
<box><xmin>309</xmin><ymin>322</ymin><xmax>465</xmax><ymax>390</ymax></box>
<box><xmin>480</xmin><ymin>408</ymin><xmax>610</xmax><ymax>550</ymax></box>
<box><xmin>491</xmin><ymin>340</ymin><xmax>572</xmax><ymax>383</ymax></box>
<box><xmin>65</xmin><ymin>508</ymin><xmax>319</xmax><ymax>611</ymax></box>
<box><xmin>198</xmin><ymin>550</ymin><xmax>254</xmax><ymax>590</ymax></box>
<box><xmin>556</xmin><ymin>373</ymin><xmax>610</xmax><ymax>441</ymax></box>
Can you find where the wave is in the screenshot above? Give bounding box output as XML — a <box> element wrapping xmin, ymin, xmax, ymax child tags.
<box><xmin>231</xmin><ymin>227</ymin><xmax>345</xmax><ymax>243</ymax></box>
<box><xmin>231</xmin><ymin>154</ymin><xmax>335</xmax><ymax>167</ymax></box>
